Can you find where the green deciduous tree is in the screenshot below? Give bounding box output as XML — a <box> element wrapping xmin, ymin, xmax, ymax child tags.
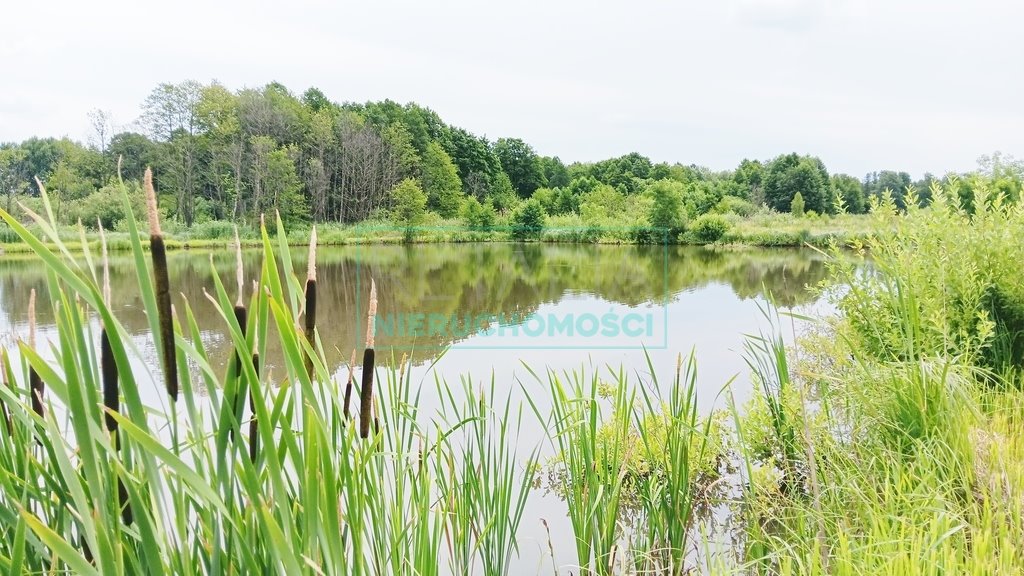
<box><xmin>494</xmin><ymin>137</ymin><xmax>546</xmax><ymax>197</ymax></box>
<box><xmin>421</xmin><ymin>141</ymin><xmax>463</xmax><ymax>218</ymax></box>
<box><xmin>831</xmin><ymin>174</ymin><xmax>866</xmax><ymax>214</ymax></box>
<box><xmin>764</xmin><ymin>153</ymin><xmax>830</xmax><ymax>214</ymax></box>
<box><xmin>460</xmin><ymin>196</ymin><xmax>497</xmax><ymax>231</ymax></box>
<box><xmin>390</xmin><ymin>178</ymin><xmax>427</xmax><ymax>241</ymax></box>
<box><xmin>646</xmin><ymin>179</ymin><xmax>686</xmax><ymax>235</ymax></box>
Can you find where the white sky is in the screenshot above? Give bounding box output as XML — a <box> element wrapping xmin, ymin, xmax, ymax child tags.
<box><xmin>2</xmin><ymin>0</ymin><xmax>1021</xmax><ymax>178</ymax></box>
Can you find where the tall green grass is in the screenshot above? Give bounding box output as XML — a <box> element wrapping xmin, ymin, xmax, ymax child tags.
<box><xmin>729</xmin><ymin>182</ymin><xmax>1024</xmax><ymax>575</ymax></box>
<box><xmin>0</xmin><ymin>179</ymin><xmax>735</xmax><ymax>575</ymax></box>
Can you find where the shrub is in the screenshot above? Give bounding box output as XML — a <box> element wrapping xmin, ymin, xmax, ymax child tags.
<box><xmin>689</xmin><ymin>214</ymin><xmax>731</xmax><ymax>243</ymax></box>
<box><xmin>646</xmin><ymin>179</ymin><xmax>686</xmax><ymax>235</ymax></box>
<box><xmin>713</xmin><ymin>195</ymin><xmax>756</xmax><ymax>217</ymax></box>
<box><xmin>188</xmin><ymin>220</ymin><xmax>237</xmax><ymax>240</ymax></box>
<box><xmin>65</xmin><ymin>181</ymin><xmax>147</xmax><ymax>230</ymax></box>
<box><xmin>460</xmin><ymin>196</ymin><xmax>497</xmax><ymax>231</ymax></box>
<box><xmin>389</xmin><ymin>178</ymin><xmax>427</xmax><ymax>242</ymax></box>
<box><xmin>510</xmin><ymin>198</ymin><xmax>546</xmax><ymax>241</ymax></box>
<box><xmin>790</xmin><ymin>192</ymin><xmax>805</xmax><ymax>217</ymax></box>
<box><xmin>834</xmin><ymin>181</ymin><xmax>1024</xmax><ymax>370</ymax></box>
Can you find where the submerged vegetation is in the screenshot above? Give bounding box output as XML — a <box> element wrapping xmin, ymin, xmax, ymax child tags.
<box><xmin>0</xmin><ymin>171</ymin><xmax>1022</xmax><ymax>575</ymax></box>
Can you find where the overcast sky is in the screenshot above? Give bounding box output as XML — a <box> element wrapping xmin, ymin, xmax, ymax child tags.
<box><xmin>2</xmin><ymin>0</ymin><xmax>1021</xmax><ymax>177</ymax></box>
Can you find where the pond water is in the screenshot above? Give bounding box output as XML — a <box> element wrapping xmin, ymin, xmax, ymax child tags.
<box><xmin>0</xmin><ymin>242</ymin><xmax>836</xmax><ymax>573</ymax></box>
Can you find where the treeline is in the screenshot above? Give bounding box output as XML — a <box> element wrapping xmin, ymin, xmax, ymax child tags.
<box><xmin>0</xmin><ymin>80</ymin><xmax>1021</xmax><ymax>232</ymax></box>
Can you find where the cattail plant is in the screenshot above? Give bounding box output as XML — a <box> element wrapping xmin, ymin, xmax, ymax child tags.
<box><xmin>27</xmin><ymin>289</ymin><xmax>43</xmax><ymax>418</ymax></box>
<box><xmin>303</xmin><ymin>227</ymin><xmax>317</xmax><ymax>379</ymax></box>
<box><xmin>144</xmin><ymin>168</ymin><xmax>178</xmax><ymax>400</ymax></box>
<box><xmin>249</xmin><ymin>352</ymin><xmax>260</xmax><ymax>462</ymax></box>
<box><xmin>359</xmin><ymin>279</ymin><xmax>377</xmax><ymax>439</ymax></box>
<box><xmin>1</xmin><ymin>355</ymin><xmax>11</xmax><ymax>436</ymax></box>
<box><xmin>230</xmin><ymin>231</ymin><xmax>248</xmax><ymax>442</ymax></box>
<box><xmin>99</xmin><ymin>222</ymin><xmax>132</xmax><ymax>524</ymax></box>
<box><xmin>343</xmin><ymin>348</ymin><xmax>356</xmax><ymax>420</ymax></box>
<box><xmin>98</xmin><ymin>223</ymin><xmax>118</xmax><ymax>434</ymax></box>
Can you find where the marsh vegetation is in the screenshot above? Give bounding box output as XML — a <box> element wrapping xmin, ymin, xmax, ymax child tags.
<box><xmin>0</xmin><ymin>174</ymin><xmax>1022</xmax><ymax>575</ymax></box>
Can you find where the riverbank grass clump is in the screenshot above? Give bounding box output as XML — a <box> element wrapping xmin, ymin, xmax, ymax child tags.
<box><xmin>729</xmin><ymin>182</ymin><xmax>1024</xmax><ymax>575</ymax></box>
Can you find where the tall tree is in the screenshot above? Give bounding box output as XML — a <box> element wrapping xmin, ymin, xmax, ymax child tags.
<box><xmin>421</xmin><ymin>141</ymin><xmax>463</xmax><ymax>217</ymax></box>
<box><xmin>493</xmin><ymin>137</ymin><xmax>546</xmax><ymax>197</ymax></box>
<box><xmin>141</xmin><ymin>81</ymin><xmax>204</xmax><ymax>224</ymax></box>
<box><xmin>0</xmin><ymin>145</ymin><xmax>28</xmax><ymax>212</ymax></box>
<box><xmin>830</xmin><ymin>174</ymin><xmax>866</xmax><ymax>214</ymax></box>
<box><xmin>764</xmin><ymin>153</ymin><xmax>830</xmax><ymax>214</ymax></box>
<box><xmin>539</xmin><ymin>156</ymin><xmax>570</xmax><ymax>188</ymax></box>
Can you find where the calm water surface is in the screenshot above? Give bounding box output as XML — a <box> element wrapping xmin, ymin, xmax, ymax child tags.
<box><xmin>0</xmin><ymin>243</ymin><xmax>835</xmax><ymax>573</ymax></box>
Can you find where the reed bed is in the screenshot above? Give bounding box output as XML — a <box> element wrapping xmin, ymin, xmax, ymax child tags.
<box><xmin>0</xmin><ymin>177</ymin><xmax>728</xmax><ymax>575</ymax></box>
<box><xmin>2</xmin><ymin>175</ymin><xmax>1017</xmax><ymax>575</ymax></box>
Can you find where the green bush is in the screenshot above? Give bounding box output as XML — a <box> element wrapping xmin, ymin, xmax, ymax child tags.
<box><xmin>510</xmin><ymin>198</ymin><xmax>546</xmax><ymax>241</ymax></box>
<box><xmin>65</xmin><ymin>181</ymin><xmax>147</xmax><ymax>230</ymax></box>
<box><xmin>645</xmin><ymin>179</ymin><xmax>685</xmax><ymax>235</ymax></box>
<box><xmin>459</xmin><ymin>196</ymin><xmax>497</xmax><ymax>231</ymax></box>
<box><xmin>834</xmin><ymin>182</ymin><xmax>1024</xmax><ymax>370</ymax></box>
<box><xmin>713</xmin><ymin>195</ymin><xmax>756</xmax><ymax>217</ymax></box>
<box><xmin>790</xmin><ymin>191</ymin><xmax>805</xmax><ymax>216</ymax></box>
<box><xmin>689</xmin><ymin>214</ymin><xmax>731</xmax><ymax>243</ymax></box>
<box><xmin>188</xmin><ymin>220</ymin><xmax>238</xmax><ymax>240</ymax></box>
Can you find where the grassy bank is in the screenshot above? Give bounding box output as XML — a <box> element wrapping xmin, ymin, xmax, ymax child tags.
<box><xmin>725</xmin><ymin>185</ymin><xmax>1024</xmax><ymax>574</ymax></box>
<box><xmin>0</xmin><ymin>210</ymin><xmax>877</xmax><ymax>254</ymax></box>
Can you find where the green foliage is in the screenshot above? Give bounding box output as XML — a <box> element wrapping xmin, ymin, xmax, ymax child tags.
<box><xmin>764</xmin><ymin>153</ymin><xmax>830</xmax><ymax>214</ymax></box>
<box><xmin>488</xmin><ymin>172</ymin><xmax>518</xmax><ymax>213</ymax></box>
<box><xmin>790</xmin><ymin>191</ymin><xmax>805</xmax><ymax>217</ymax></box>
<box><xmin>831</xmin><ymin>174</ymin><xmax>866</xmax><ymax>214</ymax></box>
<box><xmin>646</xmin><ymin>179</ymin><xmax>685</xmax><ymax>235</ymax></box>
<box><xmin>864</xmin><ymin>170</ymin><xmax>913</xmax><ymax>209</ymax></box>
<box><xmin>63</xmin><ymin>181</ymin><xmax>146</xmax><ymax>230</ymax></box>
<box><xmin>389</xmin><ymin>178</ymin><xmax>427</xmax><ymax>241</ymax></box>
<box><xmin>509</xmin><ymin>198</ymin><xmax>546</xmax><ymax>240</ymax></box>
<box><xmin>459</xmin><ymin>196</ymin><xmax>496</xmax><ymax>231</ymax></box>
<box><xmin>493</xmin><ymin>138</ymin><xmax>546</xmax><ymax>197</ymax></box>
<box><xmin>834</xmin><ymin>180</ymin><xmax>1024</xmax><ymax>370</ymax></box>
<box><xmin>689</xmin><ymin>213</ymin><xmax>731</xmax><ymax>243</ymax></box>
<box><xmin>539</xmin><ymin>155</ymin><xmax>570</xmax><ymax>188</ymax></box>
<box><xmin>570</xmin><ymin>152</ymin><xmax>653</xmax><ymax>194</ymax></box>
<box><xmin>713</xmin><ymin>195</ymin><xmax>756</xmax><ymax>217</ymax></box>
<box><xmin>421</xmin><ymin>141</ymin><xmax>463</xmax><ymax>217</ymax></box>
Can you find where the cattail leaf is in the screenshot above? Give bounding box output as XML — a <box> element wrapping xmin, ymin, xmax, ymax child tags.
<box><xmin>19</xmin><ymin>508</ymin><xmax>99</xmax><ymax>576</ymax></box>
<box><xmin>108</xmin><ymin>411</ymin><xmax>233</xmax><ymax>518</ymax></box>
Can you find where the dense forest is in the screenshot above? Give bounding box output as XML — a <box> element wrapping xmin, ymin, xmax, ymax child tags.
<box><xmin>1</xmin><ymin>80</ymin><xmax>1021</xmax><ymax>234</ymax></box>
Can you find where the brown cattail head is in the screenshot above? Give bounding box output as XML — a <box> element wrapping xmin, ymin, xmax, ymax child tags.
<box><xmin>249</xmin><ymin>353</ymin><xmax>260</xmax><ymax>463</ymax></box>
<box><xmin>143</xmin><ymin>168</ymin><xmax>161</xmax><ymax>236</ymax></box>
<box><xmin>28</xmin><ymin>289</ymin><xmax>43</xmax><ymax>417</ymax></box>
<box><xmin>365</xmin><ymin>278</ymin><xmax>377</xmax><ymax>349</ymax></box>
<box><xmin>148</xmin><ymin>175</ymin><xmax>177</xmax><ymax>400</ymax></box>
<box><xmin>358</xmin><ymin>347</ymin><xmax>375</xmax><ymax>439</ymax></box>
<box><xmin>307</xmin><ymin>226</ymin><xmax>317</xmax><ymax>282</ymax></box>
<box><xmin>343</xmin><ymin>348</ymin><xmax>356</xmax><ymax>420</ymax></box>
<box><xmin>303</xmin><ymin>230</ymin><xmax>318</xmax><ymax>379</ymax></box>
<box><xmin>101</xmin><ymin>329</ymin><xmax>118</xmax><ymax>433</ymax></box>
<box><xmin>234</xmin><ymin>227</ymin><xmax>244</xmax><ymax>307</ymax></box>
